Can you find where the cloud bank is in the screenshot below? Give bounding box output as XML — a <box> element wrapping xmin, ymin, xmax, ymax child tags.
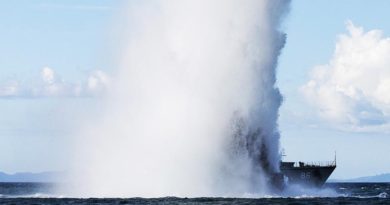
<box><xmin>302</xmin><ymin>21</ymin><xmax>390</xmax><ymax>132</ymax></box>
<box><xmin>0</xmin><ymin>67</ymin><xmax>110</xmax><ymax>98</ymax></box>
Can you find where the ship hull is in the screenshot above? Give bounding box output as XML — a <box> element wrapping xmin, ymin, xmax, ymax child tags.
<box><xmin>280</xmin><ymin>162</ymin><xmax>336</xmax><ymax>187</ymax></box>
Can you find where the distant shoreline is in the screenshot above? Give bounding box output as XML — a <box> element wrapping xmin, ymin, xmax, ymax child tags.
<box><xmin>329</xmin><ymin>173</ymin><xmax>390</xmax><ymax>183</ymax></box>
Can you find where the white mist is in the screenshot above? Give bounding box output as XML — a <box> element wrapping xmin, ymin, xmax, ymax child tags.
<box><xmin>65</xmin><ymin>0</ymin><xmax>290</xmax><ymax>197</ymax></box>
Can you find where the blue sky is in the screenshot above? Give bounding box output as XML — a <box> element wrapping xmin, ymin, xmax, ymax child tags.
<box><xmin>279</xmin><ymin>0</ymin><xmax>390</xmax><ymax>179</ymax></box>
<box><xmin>1</xmin><ymin>0</ymin><xmax>390</xmax><ymax>179</ymax></box>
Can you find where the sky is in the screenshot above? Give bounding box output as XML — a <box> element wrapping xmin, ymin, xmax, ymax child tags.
<box><xmin>0</xmin><ymin>0</ymin><xmax>390</xmax><ymax>179</ymax></box>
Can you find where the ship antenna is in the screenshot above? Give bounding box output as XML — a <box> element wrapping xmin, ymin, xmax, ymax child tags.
<box><xmin>281</xmin><ymin>148</ymin><xmax>286</xmax><ymax>160</ymax></box>
<box><xmin>334</xmin><ymin>151</ymin><xmax>337</xmax><ymax>166</ymax></box>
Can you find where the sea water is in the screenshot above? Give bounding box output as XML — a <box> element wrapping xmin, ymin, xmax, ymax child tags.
<box><xmin>0</xmin><ymin>182</ymin><xmax>388</xmax><ymax>204</ymax></box>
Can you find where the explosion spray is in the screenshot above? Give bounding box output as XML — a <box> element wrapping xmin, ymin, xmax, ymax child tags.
<box><xmin>66</xmin><ymin>0</ymin><xmax>290</xmax><ymax>197</ymax></box>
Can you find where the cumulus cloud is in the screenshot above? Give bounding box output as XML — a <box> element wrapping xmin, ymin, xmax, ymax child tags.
<box><xmin>37</xmin><ymin>67</ymin><xmax>66</xmax><ymax>97</ymax></box>
<box><xmin>41</xmin><ymin>67</ymin><xmax>56</xmax><ymax>84</ymax></box>
<box><xmin>87</xmin><ymin>70</ymin><xmax>111</xmax><ymax>95</ymax></box>
<box><xmin>302</xmin><ymin>21</ymin><xmax>390</xmax><ymax>132</ymax></box>
<box><xmin>0</xmin><ymin>81</ymin><xmax>20</xmax><ymax>97</ymax></box>
<box><xmin>0</xmin><ymin>67</ymin><xmax>110</xmax><ymax>98</ymax></box>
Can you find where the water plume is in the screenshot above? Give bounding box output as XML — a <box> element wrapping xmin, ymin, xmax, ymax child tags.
<box><xmin>65</xmin><ymin>0</ymin><xmax>290</xmax><ymax>197</ymax></box>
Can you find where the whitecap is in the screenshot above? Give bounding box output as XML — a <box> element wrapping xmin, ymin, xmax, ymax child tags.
<box><xmin>378</xmin><ymin>192</ymin><xmax>388</xmax><ymax>198</ymax></box>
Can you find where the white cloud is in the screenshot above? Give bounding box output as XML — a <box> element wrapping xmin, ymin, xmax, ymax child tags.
<box><xmin>0</xmin><ymin>81</ymin><xmax>19</xmax><ymax>97</ymax></box>
<box><xmin>39</xmin><ymin>67</ymin><xmax>65</xmax><ymax>97</ymax></box>
<box><xmin>0</xmin><ymin>67</ymin><xmax>110</xmax><ymax>98</ymax></box>
<box><xmin>87</xmin><ymin>70</ymin><xmax>111</xmax><ymax>95</ymax></box>
<box><xmin>302</xmin><ymin>21</ymin><xmax>390</xmax><ymax>132</ymax></box>
<box><xmin>41</xmin><ymin>67</ymin><xmax>55</xmax><ymax>84</ymax></box>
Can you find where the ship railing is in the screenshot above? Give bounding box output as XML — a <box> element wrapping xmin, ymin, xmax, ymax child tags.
<box><xmin>295</xmin><ymin>160</ymin><xmax>336</xmax><ymax>168</ymax></box>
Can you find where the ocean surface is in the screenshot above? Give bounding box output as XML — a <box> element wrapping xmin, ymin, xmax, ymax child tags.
<box><xmin>0</xmin><ymin>182</ymin><xmax>388</xmax><ymax>204</ymax></box>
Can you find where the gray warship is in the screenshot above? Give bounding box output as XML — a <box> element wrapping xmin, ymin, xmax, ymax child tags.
<box><xmin>280</xmin><ymin>158</ymin><xmax>336</xmax><ymax>187</ymax></box>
